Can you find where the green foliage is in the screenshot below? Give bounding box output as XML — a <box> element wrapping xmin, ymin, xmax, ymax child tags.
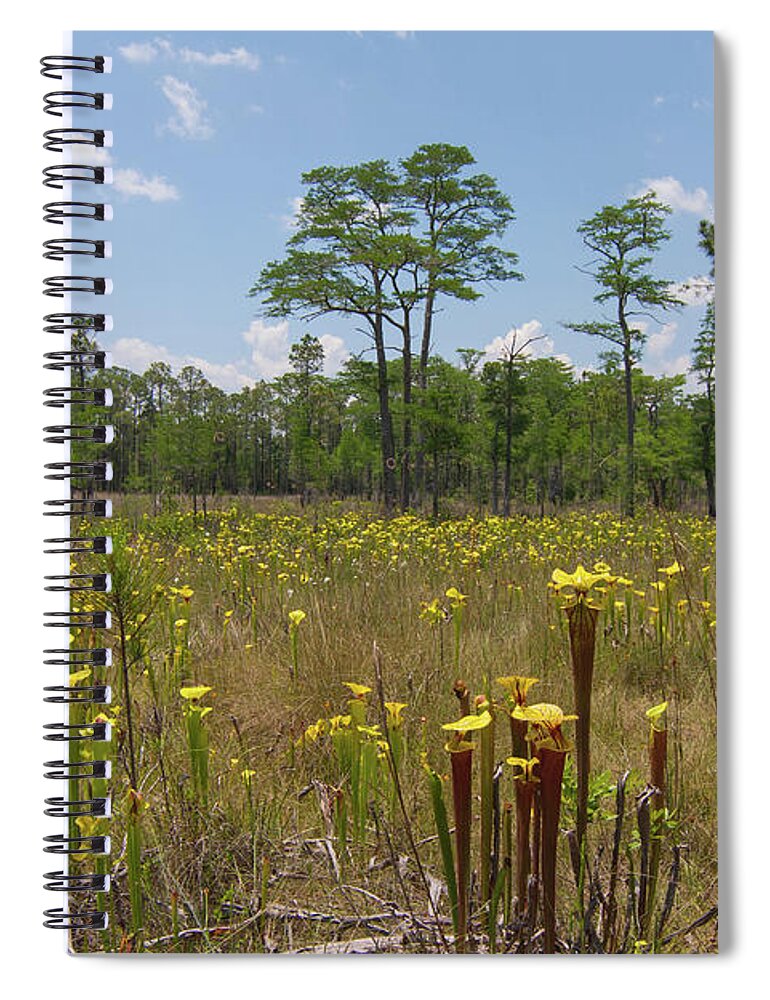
<box><xmin>689</xmin><ymin>218</ymin><xmax>716</xmax><ymax>516</ymax></box>
<box><xmin>564</xmin><ymin>193</ymin><xmax>682</xmax><ymax>516</ymax></box>
<box><xmin>561</xmin><ymin>757</ymin><xmax>617</xmax><ymax>828</ymax></box>
<box><xmin>183</xmin><ymin>701</ymin><xmax>211</xmax><ymax>808</ymax></box>
<box><xmin>570</xmin><ymin>193</ymin><xmax>681</xmax><ymax>332</ymax></box>
<box><xmin>67</xmin><ymin>504</ymin><xmax>715</xmax><ymax>953</ymax></box>
<box><xmin>249</xmin><ymin>144</ymin><xmax>523</xmax><ymax>511</ymax></box>
<box><xmin>125</xmin><ymin>793</ymin><xmax>145</xmax><ymax>941</ymax></box>
<box><xmin>82</xmin><ymin>347</ymin><xmax>715</xmax><ymax>514</ymax></box>
<box><xmin>70</xmin><ymin>187</ymin><xmax>714</xmax><ymax>517</ymax></box>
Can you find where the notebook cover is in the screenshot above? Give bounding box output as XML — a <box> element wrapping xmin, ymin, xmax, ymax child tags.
<box><xmin>56</xmin><ymin>29</ymin><xmax>716</xmax><ymax>954</ymax></box>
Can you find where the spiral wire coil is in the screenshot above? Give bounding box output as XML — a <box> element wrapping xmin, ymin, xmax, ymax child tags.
<box><xmin>42</xmin><ymin>54</ymin><xmax>112</xmax><ymax>933</ymax></box>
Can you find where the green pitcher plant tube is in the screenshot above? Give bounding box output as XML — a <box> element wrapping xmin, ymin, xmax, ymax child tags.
<box><xmin>125</xmin><ymin>787</ymin><xmax>146</xmax><ymax>942</ymax></box>
<box><xmin>423</xmin><ymin>758</ymin><xmax>459</xmax><ymax>936</ymax></box>
<box><xmin>445</xmin><ymin>587</ymin><xmax>467</xmax><ymax>672</ymax></box>
<box><xmin>642</xmin><ymin>700</ymin><xmax>669</xmax><ymax>941</ymax></box>
<box><xmin>180</xmin><ymin>685</ymin><xmax>214</xmax><ymax>809</ymax></box>
<box><xmin>288</xmin><ymin>609</ymin><xmax>306</xmax><ymax>682</ymax></box>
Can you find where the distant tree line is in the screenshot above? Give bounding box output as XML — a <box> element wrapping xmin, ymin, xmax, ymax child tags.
<box><xmin>73</xmin><ymin>323</ymin><xmax>714</xmax><ymax>517</ymax></box>
<box><xmin>72</xmin><ymin>145</ymin><xmax>715</xmax><ymax>517</ymax></box>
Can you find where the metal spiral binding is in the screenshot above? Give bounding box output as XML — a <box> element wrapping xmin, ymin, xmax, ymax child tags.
<box><xmin>43</xmin><ymin>497</ymin><xmax>111</xmax><ymax>517</ymax></box>
<box><xmin>43</xmin><ymin>275</ymin><xmax>109</xmax><ymax>295</ymax></box>
<box><xmin>43</xmin><ymin>350</ymin><xmax>108</xmax><ymax>371</ymax></box>
<box><xmin>44</xmin><ymin>91</ymin><xmax>108</xmax><ymax>116</ymax></box>
<box><xmin>44</xmin><ymin>459</ymin><xmax>112</xmax><ymax>479</ymax></box>
<box><xmin>40</xmin><ymin>55</ymin><xmax>107</xmax><ymax>79</ymax></box>
<box><xmin>43</xmin><ymin>128</ymin><xmax>108</xmax><ymax>152</ymax></box>
<box><xmin>43</xmin><ymin>239</ymin><xmax>109</xmax><ymax>260</ymax></box>
<box><xmin>43</xmin><ymin>164</ymin><xmax>107</xmax><ymax>188</ymax></box>
<box><xmin>43</xmin><ymin>834</ymin><xmax>109</xmax><ymax>856</ymax></box>
<box><xmin>43</xmin><ymin>424</ymin><xmax>112</xmax><ymax>444</ymax></box>
<box><xmin>44</xmin><ymin>573</ymin><xmax>110</xmax><ymax>593</ymax></box>
<box><xmin>43</xmin><ymin>202</ymin><xmax>109</xmax><ymax>224</ymax></box>
<box><xmin>42</xmin><ymin>54</ymin><xmax>112</xmax><ymax>934</ymax></box>
<box><xmin>43</xmin><ymin>312</ymin><xmax>108</xmax><ymax>335</ymax></box>
<box><xmin>44</xmin><ymin>386</ymin><xmax>111</xmax><ymax>406</ymax></box>
<box><xmin>43</xmin><ymin>610</ymin><xmax>110</xmax><ymax>629</ymax></box>
<box><xmin>43</xmin><ymin>537</ymin><xmax>111</xmax><ymax>555</ymax></box>
<box><xmin>43</xmin><ymin>647</ymin><xmax>111</xmax><ymax>667</ymax></box>
<box><xmin>43</xmin><ymin>688</ymin><xmax>112</xmax><ymax>708</ymax></box>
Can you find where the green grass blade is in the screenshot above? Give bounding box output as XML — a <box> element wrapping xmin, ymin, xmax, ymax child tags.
<box><xmin>426</xmin><ymin>766</ymin><xmax>458</xmax><ymax>935</ymax></box>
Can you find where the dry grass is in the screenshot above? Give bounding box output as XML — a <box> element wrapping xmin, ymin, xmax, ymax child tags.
<box><xmin>70</xmin><ymin>500</ymin><xmax>717</xmax><ymax>953</ymax></box>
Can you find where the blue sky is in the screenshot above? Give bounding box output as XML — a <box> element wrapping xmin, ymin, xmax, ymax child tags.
<box><xmin>74</xmin><ymin>30</ymin><xmax>714</xmax><ymax>391</ymax></box>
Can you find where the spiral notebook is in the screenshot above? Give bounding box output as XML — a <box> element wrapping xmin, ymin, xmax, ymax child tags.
<box><xmin>42</xmin><ymin>30</ymin><xmax>717</xmax><ymax>954</ymax></box>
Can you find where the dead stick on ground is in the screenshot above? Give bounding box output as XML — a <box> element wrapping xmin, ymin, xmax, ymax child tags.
<box><xmin>143</xmin><ymin>906</ymin><xmax>413</xmax><ymax>950</ymax></box>
<box><xmin>290</xmin><ymin>931</ymin><xmax>414</xmax><ymax>954</ymax></box>
<box><xmin>661</xmin><ymin>905</ymin><xmax>717</xmax><ymax>946</ymax></box>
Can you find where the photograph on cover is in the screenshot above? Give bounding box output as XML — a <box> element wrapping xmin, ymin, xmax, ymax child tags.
<box><xmin>65</xmin><ymin>29</ymin><xmax>715</xmax><ymax>953</ymax></box>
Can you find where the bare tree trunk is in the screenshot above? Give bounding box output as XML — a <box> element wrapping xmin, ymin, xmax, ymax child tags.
<box><xmin>432</xmin><ymin>450</ymin><xmax>440</xmax><ymax>518</ymax></box>
<box><xmin>491</xmin><ymin>432</ymin><xmax>499</xmax><ymax>516</ymax></box>
<box><xmin>401</xmin><ymin>317</ymin><xmax>413</xmax><ymax>512</ymax></box>
<box><xmin>372</xmin><ymin>309</ymin><xmax>397</xmax><ymax>512</ymax></box>
<box><xmin>415</xmin><ymin>284</ymin><xmax>436</xmax><ymax>508</ymax></box>
<box><xmin>705</xmin><ymin>466</ymin><xmax>715</xmax><ymax>518</ymax></box>
<box><xmin>503</xmin><ymin>404</ymin><xmax>513</xmax><ymax>518</ymax></box>
<box><xmin>705</xmin><ymin>386</ymin><xmax>716</xmax><ymax>517</ymax></box>
<box><xmin>620</xmin><ymin>310</ymin><xmax>636</xmax><ymax>518</ymax></box>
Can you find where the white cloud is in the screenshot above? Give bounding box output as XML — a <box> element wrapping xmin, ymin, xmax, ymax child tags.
<box><xmin>118</xmin><ymin>40</ymin><xmax>163</xmax><ymax>63</ymax></box>
<box><xmin>113</xmin><ymin>168</ymin><xmax>180</xmax><ymax>202</ymax></box>
<box><xmin>59</xmin><ymin>146</ymin><xmax>178</xmax><ymax>202</ymax></box>
<box><xmin>241</xmin><ymin>320</ymin><xmax>292</xmax><ymax>379</ymax></box>
<box><xmin>62</xmin><ymin>145</ymin><xmax>112</xmax><ymax>166</ymax></box>
<box><xmin>179</xmin><ymin>46</ymin><xmax>260</xmax><ymax>70</ymax></box>
<box><xmin>110</xmin><ymin>337</ymin><xmax>174</xmax><ymax>371</ymax></box>
<box><xmin>646</xmin><ymin>321</ymin><xmax>678</xmax><ymax>358</ymax></box>
<box><xmin>652</xmin><ymin>354</ymin><xmax>691</xmax><ymax>378</ymax></box>
<box><xmin>642</xmin><ymin>321</ymin><xmax>692</xmax><ymax>380</ymax></box>
<box><xmin>110</xmin><ymin>337</ymin><xmax>168</xmax><ymax>370</ymax></box>
<box><xmin>481</xmin><ymin>320</ymin><xmax>574</xmax><ymax>368</ymax></box>
<box><xmin>109</xmin><ymin>323</ymin><xmax>349</xmax><ymax>391</ymax></box>
<box><xmin>119</xmin><ymin>38</ymin><xmax>259</xmax><ymax>70</ymax></box>
<box><xmin>482</xmin><ymin>318</ymin><xmax>695</xmax><ymax>382</ymax></box>
<box><xmin>281</xmin><ymin>196</ymin><xmax>305</xmax><ymax>230</ymax></box>
<box><xmin>241</xmin><ymin>320</ymin><xmax>348</xmax><ymax>379</ymax></box>
<box><xmin>110</xmin><ymin>337</ymin><xmax>254</xmax><ymax>392</ymax></box>
<box><xmin>160</xmin><ymin>76</ymin><xmax>214</xmax><ymax>140</ymax></box>
<box><xmin>637</xmin><ymin>176</ymin><xmax>712</xmax><ymax>216</ymax></box>
<box><xmin>192</xmin><ymin>358</ymin><xmax>254</xmax><ymax>391</ymax></box>
<box><xmin>318</xmin><ymin>334</ymin><xmax>349</xmax><ymax>374</ymax></box>
<box><xmin>667</xmin><ymin>275</ymin><xmax>714</xmax><ymax>307</ymax></box>
<box><xmin>60</xmin><ymin>145</ymin><xmax>178</xmax><ymax>201</ymax></box>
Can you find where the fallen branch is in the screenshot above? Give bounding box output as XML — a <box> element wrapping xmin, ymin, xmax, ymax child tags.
<box><xmin>143</xmin><ymin>904</ymin><xmax>415</xmax><ymax>950</ymax></box>
<box><xmin>661</xmin><ymin>905</ymin><xmax>718</xmax><ymax>946</ymax></box>
<box><xmin>290</xmin><ymin>931</ymin><xmax>412</xmax><ymax>954</ymax></box>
